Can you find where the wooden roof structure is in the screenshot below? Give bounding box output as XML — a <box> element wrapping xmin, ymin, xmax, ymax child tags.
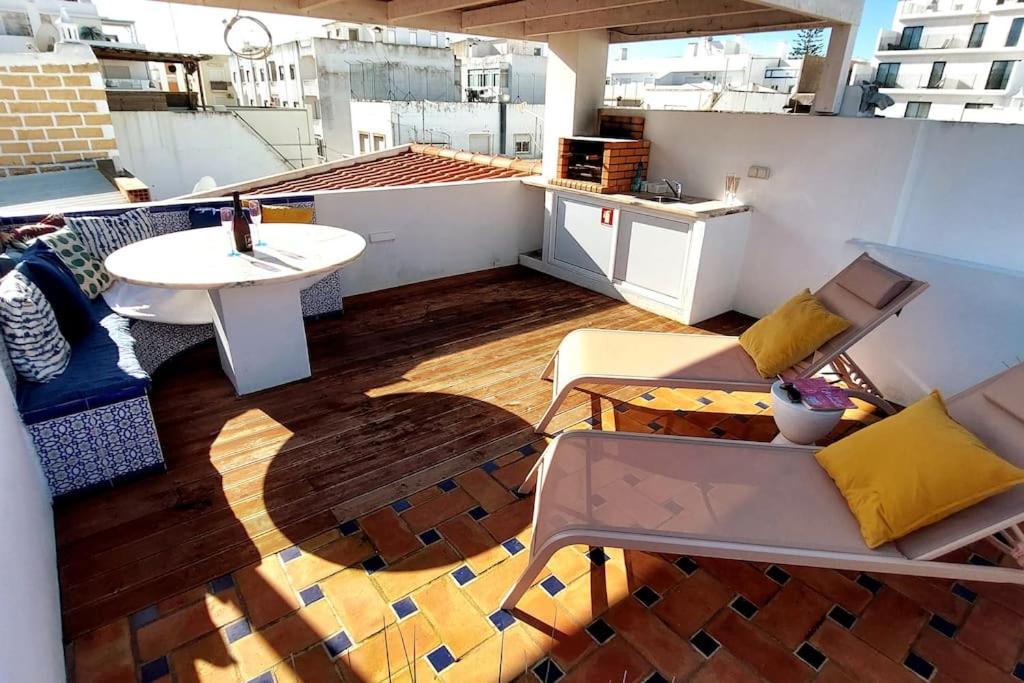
<box><xmin>168</xmin><ymin>0</ymin><xmax>862</xmax><ymax>42</ymax></box>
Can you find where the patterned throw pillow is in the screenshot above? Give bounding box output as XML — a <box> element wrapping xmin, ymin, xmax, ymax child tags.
<box><xmin>66</xmin><ymin>208</ymin><xmax>155</xmax><ymax>261</ymax></box>
<box><xmin>1</xmin><ymin>213</ymin><xmax>65</xmax><ymax>250</ymax></box>
<box><xmin>36</xmin><ymin>228</ymin><xmax>112</xmax><ymax>299</ymax></box>
<box><xmin>0</xmin><ymin>271</ymin><xmax>71</xmax><ymax>383</ymax></box>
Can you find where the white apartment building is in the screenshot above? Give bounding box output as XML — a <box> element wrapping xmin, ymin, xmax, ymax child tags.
<box><xmin>229</xmin><ymin>35</ymin><xmax>456</xmax><ymax>160</ymax></box>
<box><xmin>605</xmin><ymin>38</ymin><xmax>804</xmax><ymax>112</ymax></box>
<box><xmin>874</xmin><ymin>0</ymin><xmax>1024</xmax><ymax>122</ymax></box>
<box><xmin>0</xmin><ymin>0</ymin><xmax>105</xmax><ymax>52</ymax></box>
<box><xmin>452</xmin><ymin>38</ymin><xmax>546</xmax><ymax>104</ymax></box>
<box><xmin>349</xmin><ymin>100</ymin><xmax>544</xmax><ymax>157</ymax></box>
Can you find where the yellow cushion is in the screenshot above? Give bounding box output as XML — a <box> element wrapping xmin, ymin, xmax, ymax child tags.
<box><xmin>262</xmin><ymin>205</ymin><xmax>314</xmax><ymax>224</ymax></box>
<box><xmin>738</xmin><ymin>289</ymin><xmax>850</xmax><ymax>378</ymax></box>
<box><xmin>816</xmin><ymin>391</ymin><xmax>1024</xmax><ymax>548</ymax></box>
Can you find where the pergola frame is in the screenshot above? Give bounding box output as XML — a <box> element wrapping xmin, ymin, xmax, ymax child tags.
<box><xmin>167</xmin><ymin>0</ymin><xmax>861</xmax><ymax>43</ymax></box>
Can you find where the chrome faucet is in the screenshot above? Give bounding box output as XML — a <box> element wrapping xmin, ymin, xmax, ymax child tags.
<box><xmin>662</xmin><ymin>178</ymin><xmax>683</xmax><ymax>200</ymax></box>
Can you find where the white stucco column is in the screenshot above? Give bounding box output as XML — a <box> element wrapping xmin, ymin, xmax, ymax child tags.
<box><xmin>813</xmin><ymin>23</ymin><xmax>857</xmax><ymax>115</ymax></box>
<box><xmin>542</xmin><ymin>30</ymin><xmax>610</xmax><ymax>177</ymax></box>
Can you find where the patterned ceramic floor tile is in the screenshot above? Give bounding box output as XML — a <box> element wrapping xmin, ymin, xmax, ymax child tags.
<box><xmin>67</xmin><ymin>383</ymin><xmax>1024</xmax><ymax>683</ymax></box>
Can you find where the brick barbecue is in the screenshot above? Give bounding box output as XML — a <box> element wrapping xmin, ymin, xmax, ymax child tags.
<box><xmin>551</xmin><ymin>136</ymin><xmax>651</xmax><ymax>194</ymax></box>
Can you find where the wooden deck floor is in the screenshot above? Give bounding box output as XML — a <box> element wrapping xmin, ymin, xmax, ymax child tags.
<box><xmin>55</xmin><ymin>267</ymin><xmax>745</xmax><ymax>640</ymax></box>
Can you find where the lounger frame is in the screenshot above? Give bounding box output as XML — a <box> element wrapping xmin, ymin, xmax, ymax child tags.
<box><xmin>534</xmin><ymin>257</ymin><xmax>929</xmax><ymax>434</ymax></box>
<box><xmin>501</xmin><ymin>433</ymin><xmax>1024</xmax><ymax>611</ymax></box>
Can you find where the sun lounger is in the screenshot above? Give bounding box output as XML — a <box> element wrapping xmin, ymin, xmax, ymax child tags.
<box><xmin>501</xmin><ymin>363</ymin><xmax>1024</xmax><ymax>611</ymax></box>
<box><xmin>533</xmin><ymin>253</ymin><xmax>928</xmax><ymax>434</ymax></box>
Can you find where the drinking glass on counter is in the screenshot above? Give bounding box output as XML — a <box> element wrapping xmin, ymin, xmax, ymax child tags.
<box><xmin>220</xmin><ymin>207</ymin><xmax>240</xmax><ymax>256</ymax></box>
<box><xmin>725</xmin><ymin>174</ymin><xmax>741</xmax><ymax>205</ymax></box>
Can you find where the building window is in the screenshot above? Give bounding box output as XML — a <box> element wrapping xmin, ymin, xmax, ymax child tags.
<box><xmin>875</xmin><ymin>62</ymin><xmax>900</xmax><ymax>88</ymax></box>
<box><xmin>1007</xmin><ymin>17</ymin><xmax>1024</xmax><ymax>47</ymax></box>
<box><xmin>210</xmin><ymin>80</ymin><xmax>229</xmax><ymax>91</ymax></box>
<box><xmin>373</xmin><ymin>134</ymin><xmax>385</xmax><ymax>151</ymax></box>
<box><xmin>408</xmin><ymin>30</ymin><xmax>417</xmax><ymax>45</ymax></box>
<box><xmin>386</xmin><ymin>29</ymin><xmax>396</xmax><ymax>43</ymax></box>
<box><xmin>927</xmin><ymin>62</ymin><xmax>945</xmax><ymax>89</ymax></box>
<box><xmin>0</xmin><ymin>11</ymin><xmax>32</xmax><ymax>37</ymax></box>
<box><xmin>259</xmin><ymin>68</ymin><xmax>265</xmax><ymax>82</ymax></box>
<box><xmin>513</xmin><ymin>134</ymin><xmax>531</xmax><ymax>155</ymax></box>
<box><xmin>430</xmin><ymin>33</ymin><xmax>438</xmax><ymax>48</ymax></box>
<box><xmin>349</xmin><ymin>28</ymin><xmax>359</xmax><ymax>40</ymax></box>
<box><xmin>904</xmin><ymin>101</ymin><xmax>931</xmax><ymax>119</ymax></box>
<box><xmin>269</xmin><ymin>61</ymin><xmax>277</xmax><ymax>81</ymax></box>
<box><xmin>899</xmin><ymin>26</ymin><xmax>923</xmax><ymax>50</ymax></box>
<box><xmin>232</xmin><ymin>72</ymin><xmax>238</xmax><ymax>83</ymax></box>
<box><xmin>467</xmin><ymin>132</ymin><xmax>491</xmax><ymax>154</ymax></box>
<box><xmin>315</xmin><ymin>135</ymin><xmax>325</xmax><ymax>158</ymax></box>
<box><xmin>986</xmin><ymin>60</ymin><xmax>1015</xmax><ymax>89</ymax></box>
<box><xmin>289</xmin><ymin>64</ymin><xmax>296</xmax><ymax>80</ymax></box>
<box><xmin>358</xmin><ymin>132</ymin><xmax>370</xmax><ymax>153</ymax></box>
<box><xmin>968</xmin><ymin>22</ymin><xmax>987</xmax><ymax>48</ymax></box>
<box><xmin>964</xmin><ymin>102</ymin><xmax>993</xmax><ymax>109</ymax></box>
<box><xmin>310</xmin><ymin>99</ymin><xmax>321</xmax><ymax>119</ymax></box>
<box><xmin>278</xmin><ymin>66</ymin><xmax>285</xmax><ymax>80</ymax></box>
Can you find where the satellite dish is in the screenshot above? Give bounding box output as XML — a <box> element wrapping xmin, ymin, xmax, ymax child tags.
<box><xmin>192</xmin><ymin>176</ymin><xmax>218</xmax><ymax>193</ymax></box>
<box><xmin>34</xmin><ymin>18</ymin><xmax>60</xmax><ymax>52</ymax></box>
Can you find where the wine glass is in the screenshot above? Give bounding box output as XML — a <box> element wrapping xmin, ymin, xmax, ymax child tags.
<box><xmin>220</xmin><ymin>206</ymin><xmax>239</xmax><ymax>256</ymax></box>
<box><xmin>248</xmin><ymin>199</ymin><xmax>267</xmax><ymax>247</ymax></box>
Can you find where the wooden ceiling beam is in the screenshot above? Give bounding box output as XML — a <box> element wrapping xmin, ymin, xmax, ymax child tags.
<box><xmin>523</xmin><ymin>0</ymin><xmax>769</xmax><ymax>36</ymax></box>
<box><xmin>387</xmin><ymin>0</ymin><xmax>491</xmax><ymax>21</ymax></box>
<box><xmin>462</xmin><ymin>0</ymin><xmax>663</xmax><ymax>30</ymax></box>
<box><xmin>608</xmin><ymin>9</ymin><xmax>824</xmax><ymax>41</ymax></box>
<box><xmin>169</xmin><ymin>0</ymin><xmax>389</xmax><ymax>23</ymax></box>
<box><xmin>297</xmin><ymin>0</ymin><xmax>343</xmax><ymax>10</ymax></box>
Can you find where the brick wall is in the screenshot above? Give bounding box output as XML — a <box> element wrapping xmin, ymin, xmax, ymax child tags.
<box><xmin>0</xmin><ymin>43</ymin><xmax>118</xmax><ymax>178</ymax></box>
<box><xmin>552</xmin><ymin>138</ymin><xmax>650</xmax><ymax>194</ymax></box>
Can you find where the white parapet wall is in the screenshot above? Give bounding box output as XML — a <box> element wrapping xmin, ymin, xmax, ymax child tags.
<box><xmin>310</xmin><ymin>177</ymin><xmax>544</xmax><ymax>295</ymax></box>
<box><xmin>618</xmin><ymin>108</ymin><xmax>1024</xmax><ymax>403</ymax></box>
<box><xmin>0</xmin><ymin>379</ymin><xmax>64</xmax><ymax>682</ymax></box>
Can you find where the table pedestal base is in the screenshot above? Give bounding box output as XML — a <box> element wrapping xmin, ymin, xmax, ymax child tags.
<box><xmin>209</xmin><ymin>283</ymin><xmax>311</xmax><ymax>395</ymax></box>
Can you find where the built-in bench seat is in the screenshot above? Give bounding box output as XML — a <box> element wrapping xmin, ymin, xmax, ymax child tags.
<box><xmin>1</xmin><ymin>195</ymin><xmax>340</xmax><ymax>498</ymax></box>
<box><xmin>17</xmin><ymin>298</ymin><xmax>149</xmax><ymax>425</ymax></box>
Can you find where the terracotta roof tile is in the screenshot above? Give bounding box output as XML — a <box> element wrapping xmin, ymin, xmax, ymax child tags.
<box><xmin>249</xmin><ymin>147</ymin><xmax>542</xmax><ymax>195</ymax></box>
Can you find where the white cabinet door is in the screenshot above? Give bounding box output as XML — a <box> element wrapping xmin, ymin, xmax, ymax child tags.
<box><xmin>613</xmin><ymin>210</ymin><xmax>692</xmax><ymax>300</ymax></box>
<box><xmin>551</xmin><ymin>196</ymin><xmax>615</xmax><ymax>278</ymax></box>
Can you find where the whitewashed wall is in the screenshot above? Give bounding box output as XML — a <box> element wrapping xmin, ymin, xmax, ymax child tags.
<box><xmin>349</xmin><ymin>101</ymin><xmax>545</xmax><ymax>157</ymax></box>
<box><xmin>621</xmin><ymin>108</ymin><xmax>1024</xmax><ymax>402</ymax></box>
<box><xmin>310</xmin><ymin>178</ymin><xmax>544</xmax><ymax>294</ymax></box>
<box><xmin>0</xmin><ymin>379</ymin><xmax>64</xmax><ymax>682</ymax></box>
<box><xmin>111</xmin><ymin>110</ymin><xmax>306</xmax><ymax>199</ymax></box>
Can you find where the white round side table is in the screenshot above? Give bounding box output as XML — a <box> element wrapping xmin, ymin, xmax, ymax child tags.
<box><xmin>770</xmin><ymin>380</ymin><xmax>844</xmax><ymax>445</ymax></box>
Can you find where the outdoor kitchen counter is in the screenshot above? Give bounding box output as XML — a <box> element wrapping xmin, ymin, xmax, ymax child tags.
<box><xmin>522</xmin><ymin>176</ymin><xmax>751</xmax><ymax>220</ymax></box>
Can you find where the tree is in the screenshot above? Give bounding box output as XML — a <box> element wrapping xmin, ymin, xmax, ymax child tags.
<box><xmin>790</xmin><ymin>28</ymin><xmax>825</xmax><ymax>58</ymax></box>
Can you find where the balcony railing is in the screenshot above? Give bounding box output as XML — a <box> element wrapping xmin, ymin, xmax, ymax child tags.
<box><xmin>104</xmin><ymin>77</ymin><xmax>158</xmax><ymax>90</ymax></box>
<box><xmin>879</xmin><ymin>31</ymin><xmax>971</xmax><ymax>50</ymax></box>
<box><xmin>879</xmin><ymin>73</ymin><xmax>978</xmax><ymax>89</ymax></box>
<box><xmin>901</xmin><ymin>0</ymin><xmax>981</xmax><ymax>16</ymax></box>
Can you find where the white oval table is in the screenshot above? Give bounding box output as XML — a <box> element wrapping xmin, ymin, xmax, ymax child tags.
<box><xmin>106</xmin><ymin>223</ymin><xmax>367</xmax><ymax>395</ymax></box>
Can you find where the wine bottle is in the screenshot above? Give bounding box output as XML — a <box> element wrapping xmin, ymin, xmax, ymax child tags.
<box><xmin>231</xmin><ymin>191</ymin><xmax>253</xmax><ymax>253</ymax></box>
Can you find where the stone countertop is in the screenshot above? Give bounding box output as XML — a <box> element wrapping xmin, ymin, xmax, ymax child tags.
<box><xmin>522</xmin><ymin>176</ymin><xmax>751</xmax><ymax>220</ymax></box>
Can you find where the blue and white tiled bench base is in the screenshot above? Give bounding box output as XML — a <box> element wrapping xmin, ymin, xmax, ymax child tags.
<box><xmin>28</xmin><ymin>395</ymin><xmax>164</xmax><ymax>497</ymax></box>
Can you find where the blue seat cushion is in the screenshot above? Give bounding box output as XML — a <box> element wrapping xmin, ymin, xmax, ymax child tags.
<box><xmin>17</xmin><ymin>299</ymin><xmax>150</xmax><ymax>424</ymax></box>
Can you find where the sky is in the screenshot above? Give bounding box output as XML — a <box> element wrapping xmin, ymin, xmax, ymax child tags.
<box><xmin>94</xmin><ymin>0</ymin><xmax>898</xmax><ymax>61</ymax></box>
